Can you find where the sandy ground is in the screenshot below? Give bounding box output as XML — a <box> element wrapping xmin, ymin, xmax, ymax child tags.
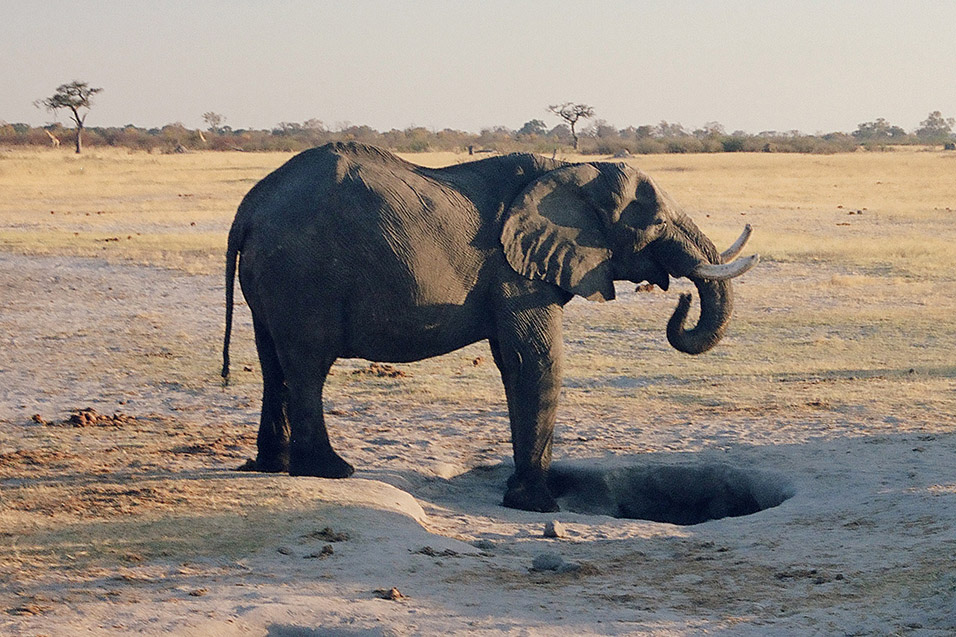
<box><xmin>1</xmin><ymin>251</ymin><xmax>955</xmax><ymax>636</ymax></box>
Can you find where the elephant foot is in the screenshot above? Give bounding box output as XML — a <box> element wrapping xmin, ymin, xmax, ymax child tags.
<box><xmin>253</xmin><ymin>452</ymin><xmax>290</xmax><ymax>474</ymax></box>
<box><xmin>289</xmin><ymin>451</ymin><xmax>355</xmax><ymax>479</ymax></box>
<box><xmin>502</xmin><ymin>474</ymin><xmax>559</xmax><ymax>512</ymax></box>
<box><xmin>235</xmin><ymin>454</ymin><xmax>288</xmax><ymax>473</ymax></box>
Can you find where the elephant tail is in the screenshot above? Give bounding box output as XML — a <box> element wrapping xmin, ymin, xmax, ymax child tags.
<box><xmin>222</xmin><ymin>220</ymin><xmax>242</xmax><ymax>386</ymax></box>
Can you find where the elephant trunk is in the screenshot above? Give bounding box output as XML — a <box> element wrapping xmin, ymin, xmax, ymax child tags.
<box><xmin>665</xmin><ymin>275</ymin><xmax>733</xmax><ymax>355</ymax></box>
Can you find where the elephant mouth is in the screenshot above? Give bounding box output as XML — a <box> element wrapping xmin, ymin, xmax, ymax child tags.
<box><xmin>627</xmin><ymin>259</ymin><xmax>670</xmax><ymax>291</ymax></box>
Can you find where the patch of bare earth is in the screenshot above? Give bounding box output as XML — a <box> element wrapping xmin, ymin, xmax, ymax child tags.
<box><xmin>1</xmin><ymin>249</ymin><xmax>955</xmax><ymax>635</ymax></box>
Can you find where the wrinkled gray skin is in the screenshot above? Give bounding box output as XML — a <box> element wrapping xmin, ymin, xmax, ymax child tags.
<box><xmin>223</xmin><ymin>142</ymin><xmax>745</xmax><ymax>512</ymax></box>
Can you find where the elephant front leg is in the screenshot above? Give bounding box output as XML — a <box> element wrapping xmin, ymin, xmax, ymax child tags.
<box><xmin>490</xmin><ymin>305</ymin><xmax>565</xmax><ymax>513</ymax></box>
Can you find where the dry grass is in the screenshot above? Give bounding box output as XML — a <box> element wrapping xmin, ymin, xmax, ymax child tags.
<box><xmin>3</xmin><ymin>146</ymin><xmax>955</xmax><ymax>277</ymax></box>
<box><xmin>0</xmin><ymin>147</ymin><xmax>289</xmax><ymax>273</ymax></box>
<box><xmin>2</xmin><ymin>145</ymin><xmax>953</xmax><ymax>419</ymax></box>
<box><xmin>618</xmin><ymin>149</ymin><xmax>956</xmax><ymax>279</ymax></box>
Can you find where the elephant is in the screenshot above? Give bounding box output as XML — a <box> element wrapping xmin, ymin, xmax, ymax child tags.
<box><xmin>222</xmin><ymin>141</ymin><xmax>757</xmax><ymax>512</ymax></box>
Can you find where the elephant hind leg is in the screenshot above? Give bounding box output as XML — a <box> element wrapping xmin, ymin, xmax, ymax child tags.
<box><xmin>253</xmin><ymin>318</ymin><xmax>290</xmax><ymax>473</ymax></box>
<box><xmin>283</xmin><ymin>352</ymin><xmax>354</xmax><ymax>479</ymax></box>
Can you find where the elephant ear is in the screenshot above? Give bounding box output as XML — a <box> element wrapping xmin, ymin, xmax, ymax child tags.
<box><xmin>501</xmin><ymin>164</ymin><xmax>615</xmax><ymax>302</ymax></box>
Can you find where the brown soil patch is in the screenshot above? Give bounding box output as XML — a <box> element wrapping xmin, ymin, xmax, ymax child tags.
<box><xmin>31</xmin><ymin>407</ymin><xmax>138</xmax><ymax>428</ymax></box>
<box><xmin>352</xmin><ymin>363</ymin><xmax>408</xmax><ymax>378</ymax></box>
<box><xmin>0</xmin><ymin>448</ymin><xmax>76</xmax><ymax>470</ymax></box>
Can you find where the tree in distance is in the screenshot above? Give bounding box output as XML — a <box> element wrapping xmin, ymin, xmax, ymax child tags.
<box><xmin>548</xmin><ymin>102</ymin><xmax>594</xmax><ymax>150</ymax></box>
<box><xmin>516</xmin><ymin>119</ymin><xmax>548</xmax><ymax>137</ymax></box>
<box><xmin>853</xmin><ymin>118</ymin><xmax>907</xmax><ymax>142</ymax></box>
<box><xmin>915</xmin><ymin>111</ymin><xmax>955</xmax><ymax>142</ymax></box>
<box><xmin>34</xmin><ymin>81</ymin><xmax>103</xmax><ymax>153</ymax></box>
<box><xmin>202</xmin><ymin>112</ymin><xmax>227</xmax><ymax>133</ymax></box>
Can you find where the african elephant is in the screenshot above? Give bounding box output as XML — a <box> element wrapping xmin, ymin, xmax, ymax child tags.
<box><xmin>222</xmin><ymin>142</ymin><xmax>757</xmax><ymax>512</ymax></box>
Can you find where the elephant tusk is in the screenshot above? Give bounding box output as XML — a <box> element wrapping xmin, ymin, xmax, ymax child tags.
<box><xmin>720</xmin><ymin>224</ymin><xmax>752</xmax><ymax>263</ymax></box>
<box><xmin>692</xmin><ymin>254</ymin><xmax>759</xmax><ymax>280</ymax></box>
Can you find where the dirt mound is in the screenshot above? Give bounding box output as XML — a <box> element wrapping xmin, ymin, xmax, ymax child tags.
<box><xmin>32</xmin><ymin>407</ymin><xmax>137</xmax><ymax>428</ymax></box>
<box><xmin>351</xmin><ymin>363</ymin><xmax>408</xmax><ymax>378</ymax></box>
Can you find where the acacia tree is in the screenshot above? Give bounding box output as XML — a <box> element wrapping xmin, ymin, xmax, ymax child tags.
<box><xmin>202</xmin><ymin>111</ymin><xmax>226</xmax><ymax>133</ymax></box>
<box><xmin>35</xmin><ymin>81</ymin><xmax>103</xmax><ymax>153</ymax></box>
<box><xmin>547</xmin><ymin>102</ymin><xmax>594</xmax><ymax>150</ymax></box>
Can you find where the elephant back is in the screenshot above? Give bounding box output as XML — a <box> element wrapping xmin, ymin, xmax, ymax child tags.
<box><xmin>238</xmin><ymin>142</ymin><xmax>491</xmax><ymax>313</ymax></box>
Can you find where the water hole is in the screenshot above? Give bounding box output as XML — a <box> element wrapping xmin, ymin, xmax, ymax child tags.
<box><xmin>547</xmin><ymin>461</ymin><xmax>794</xmax><ymax>525</ymax></box>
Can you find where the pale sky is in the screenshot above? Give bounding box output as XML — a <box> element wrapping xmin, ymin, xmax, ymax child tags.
<box><xmin>3</xmin><ymin>1</ymin><xmax>955</xmax><ymax>135</ymax></box>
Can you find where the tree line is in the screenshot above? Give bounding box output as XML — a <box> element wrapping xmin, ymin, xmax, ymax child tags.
<box><xmin>7</xmin><ymin>82</ymin><xmax>955</xmax><ymax>155</ymax></box>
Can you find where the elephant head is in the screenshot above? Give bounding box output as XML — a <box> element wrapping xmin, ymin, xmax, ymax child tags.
<box><xmin>501</xmin><ymin>162</ymin><xmax>757</xmax><ymax>354</ymax></box>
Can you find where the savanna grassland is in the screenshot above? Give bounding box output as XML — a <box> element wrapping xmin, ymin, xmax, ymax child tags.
<box><xmin>2</xmin><ymin>146</ymin><xmax>954</xmax><ymax>415</ymax></box>
<box><xmin>1</xmin><ymin>146</ymin><xmax>954</xmax><ymax>634</ymax></box>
